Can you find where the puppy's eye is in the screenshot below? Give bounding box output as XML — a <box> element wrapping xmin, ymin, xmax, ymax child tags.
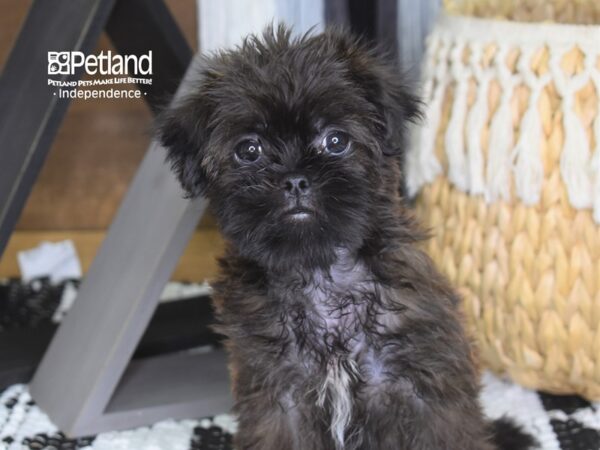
<box><xmin>321</xmin><ymin>131</ymin><xmax>350</xmax><ymax>155</ymax></box>
<box><xmin>235</xmin><ymin>139</ymin><xmax>262</xmax><ymax>164</ymax></box>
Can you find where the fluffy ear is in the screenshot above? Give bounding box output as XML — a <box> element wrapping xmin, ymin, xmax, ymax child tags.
<box><xmin>368</xmin><ymin>66</ymin><xmax>422</xmax><ymax>156</ymax></box>
<box><xmin>156</xmin><ymin>92</ymin><xmax>214</xmax><ymax>198</ymax></box>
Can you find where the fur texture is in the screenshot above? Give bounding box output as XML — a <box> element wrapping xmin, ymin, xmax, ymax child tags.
<box><xmin>157</xmin><ymin>25</ymin><xmax>536</xmax><ymax>450</ymax></box>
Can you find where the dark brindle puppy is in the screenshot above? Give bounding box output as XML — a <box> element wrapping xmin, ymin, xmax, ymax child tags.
<box><xmin>157</xmin><ymin>25</ymin><xmax>536</xmax><ymax>450</ymax></box>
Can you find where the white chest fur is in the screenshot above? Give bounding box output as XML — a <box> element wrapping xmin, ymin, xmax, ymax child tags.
<box><xmin>303</xmin><ymin>250</ymin><xmax>373</xmax><ymax>449</ymax></box>
<box><xmin>316</xmin><ymin>354</ymin><xmax>361</xmax><ymax>449</ymax></box>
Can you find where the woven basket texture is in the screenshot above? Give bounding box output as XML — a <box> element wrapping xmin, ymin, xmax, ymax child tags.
<box><xmin>444</xmin><ymin>0</ymin><xmax>600</xmax><ymax>24</ymax></box>
<box><xmin>410</xmin><ymin>2</ymin><xmax>600</xmax><ymax>399</ymax></box>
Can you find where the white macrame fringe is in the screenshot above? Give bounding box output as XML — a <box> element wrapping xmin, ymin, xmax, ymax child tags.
<box><xmin>486</xmin><ymin>94</ymin><xmax>514</xmax><ymax>202</ymax></box>
<box><xmin>407</xmin><ymin>15</ymin><xmax>600</xmax><ymax>224</ymax></box>
<box><xmin>407</xmin><ymin>35</ymin><xmax>446</xmax><ymax>196</ymax></box>
<box><xmin>512</xmin><ymin>47</ymin><xmax>547</xmax><ymax>205</ymax></box>
<box><xmin>406</xmin><ymin>129</ymin><xmax>423</xmax><ymax>197</ymax></box>
<box><xmin>551</xmin><ymin>47</ymin><xmax>594</xmax><ymax>209</ymax></box>
<box><xmin>512</xmin><ymin>90</ymin><xmax>544</xmax><ymax>205</ymax></box>
<box><xmin>466</xmin><ymin>44</ymin><xmax>488</xmax><ymax>195</ymax></box>
<box><xmin>559</xmin><ymin>104</ymin><xmax>593</xmax><ymax>209</ymax></box>
<box><xmin>485</xmin><ymin>47</ymin><xmax>516</xmax><ymax>202</ymax></box>
<box><xmin>445</xmin><ymin>41</ymin><xmax>470</xmax><ymax>192</ymax></box>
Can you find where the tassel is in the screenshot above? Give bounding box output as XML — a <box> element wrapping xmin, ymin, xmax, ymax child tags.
<box><xmin>513</xmin><ymin>89</ymin><xmax>544</xmax><ymax>205</ymax></box>
<box><xmin>405</xmin><ymin>132</ymin><xmax>423</xmax><ymax>197</ymax></box>
<box><xmin>406</xmin><ymin>38</ymin><xmax>445</xmax><ymax>196</ymax></box>
<box><xmin>445</xmin><ymin>78</ymin><xmax>470</xmax><ymax>192</ymax></box>
<box><xmin>549</xmin><ymin>46</ymin><xmax>593</xmax><ymax>210</ymax></box>
<box><xmin>486</xmin><ymin>47</ymin><xmax>515</xmax><ymax>203</ymax></box>
<box><xmin>418</xmin><ymin>41</ymin><xmax>450</xmax><ymax>188</ymax></box>
<box><xmin>445</xmin><ymin>42</ymin><xmax>470</xmax><ymax>192</ymax></box>
<box><xmin>466</xmin><ymin>74</ymin><xmax>489</xmax><ymax>195</ymax></box>
<box><xmin>560</xmin><ymin>96</ymin><xmax>593</xmax><ymax>209</ymax></box>
<box><xmin>486</xmin><ymin>94</ymin><xmax>514</xmax><ymax>202</ymax></box>
<box><xmin>416</xmin><ymin>81</ymin><xmax>445</xmax><ymax>186</ymax></box>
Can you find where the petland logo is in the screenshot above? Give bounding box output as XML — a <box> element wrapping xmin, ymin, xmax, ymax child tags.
<box><xmin>47</xmin><ymin>51</ymin><xmax>153</xmax><ymax>100</ymax></box>
<box><xmin>48</xmin><ymin>51</ymin><xmax>152</xmax><ymax>76</ymax></box>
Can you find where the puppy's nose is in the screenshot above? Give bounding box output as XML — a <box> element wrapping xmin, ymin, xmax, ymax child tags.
<box><xmin>282</xmin><ymin>174</ymin><xmax>310</xmax><ymax>195</ymax></box>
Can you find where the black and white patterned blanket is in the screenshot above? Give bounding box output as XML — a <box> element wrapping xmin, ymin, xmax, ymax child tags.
<box><xmin>1</xmin><ymin>279</ymin><xmax>599</xmax><ymax>450</ymax></box>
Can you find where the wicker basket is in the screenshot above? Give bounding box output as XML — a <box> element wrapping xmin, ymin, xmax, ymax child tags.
<box><xmin>407</xmin><ymin>3</ymin><xmax>600</xmax><ymax>399</ymax></box>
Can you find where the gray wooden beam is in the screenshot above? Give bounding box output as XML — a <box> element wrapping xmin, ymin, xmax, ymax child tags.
<box><xmin>105</xmin><ymin>0</ymin><xmax>193</xmax><ymax>113</ymax></box>
<box><xmin>0</xmin><ymin>0</ymin><xmax>116</xmax><ymax>257</ymax></box>
<box><xmin>75</xmin><ymin>350</ymin><xmax>231</xmax><ymax>436</ymax></box>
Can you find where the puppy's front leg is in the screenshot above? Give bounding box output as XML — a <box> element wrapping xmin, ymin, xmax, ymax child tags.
<box><xmin>398</xmin><ymin>405</ymin><xmax>497</xmax><ymax>450</ymax></box>
<box><xmin>232</xmin><ymin>368</ymin><xmax>337</xmax><ymax>450</ymax></box>
<box><xmin>234</xmin><ymin>393</ymin><xmax>319</xmax><ymax>450</ymax></box>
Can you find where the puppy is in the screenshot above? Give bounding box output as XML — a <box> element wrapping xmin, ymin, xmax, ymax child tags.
<box><xmin>158</xmin><ymin>26</ymin><xmax>536</xmax><ymax>450</ymax></box>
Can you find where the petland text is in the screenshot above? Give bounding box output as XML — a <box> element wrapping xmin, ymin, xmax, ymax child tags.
<box><xmin>48</xmin><ymin>51</ymin><xmax>152</xmax><ymax>76</ymax></box>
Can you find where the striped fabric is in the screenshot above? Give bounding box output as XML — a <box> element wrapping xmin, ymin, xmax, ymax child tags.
<box><xmin>1</xmin><ymin>279</ymin><xmax>599</xmax><ymax>450</ymax></box>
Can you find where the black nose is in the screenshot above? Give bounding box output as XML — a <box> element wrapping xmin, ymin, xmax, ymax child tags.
<box><xmin>282</xmin><ymin>174</ymin><xmax>310</xmax><ymax>195</ymax></box>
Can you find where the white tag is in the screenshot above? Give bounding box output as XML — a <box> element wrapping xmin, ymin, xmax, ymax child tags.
<box><xmin>160</xmin><ymin>281</ymin><xmax>213</xmax><ymax>302</ymax></box>
<box><xmin>17</xmin><ymin>240</ymin><xmax>82</xmax><ymax>284</ymax></box>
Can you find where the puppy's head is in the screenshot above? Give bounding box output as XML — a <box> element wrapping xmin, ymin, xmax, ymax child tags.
<box><xmin>158</xmin><ymin>25</ymin><xmax>420</xmax><ymax>271</ymax></box>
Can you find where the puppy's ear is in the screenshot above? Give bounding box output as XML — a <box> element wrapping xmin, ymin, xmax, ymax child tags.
<box><xmin>156</xmin><ymin>91</ymin><xmax>215</xmax><ymax>197</ymax></box>
<box><xmin>366</xmin><ymin>66</ymin><xmax>422</xmax><ymax>156</ymax></box>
